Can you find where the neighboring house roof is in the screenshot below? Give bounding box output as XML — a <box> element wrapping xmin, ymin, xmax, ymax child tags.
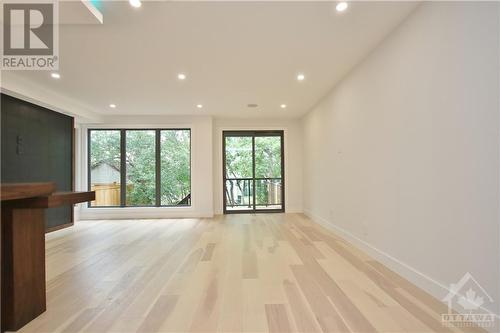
<box><xmin>92</xmin><ymin>161</ymin><xmax>120</xmax><ymax>172</ymax></box>
<box><xmin>91</xmin><ymin>162</ymin><xmax>120</xmax><ymax>184</ymax></box>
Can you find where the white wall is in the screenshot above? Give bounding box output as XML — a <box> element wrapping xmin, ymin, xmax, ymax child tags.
<box><xmin>302</xmin><ymin>2</ymin><xmax>499</xmax><ymax>316</ymax></box>
<box><xmin>213</xmin><ymin>118</ymin><xmax>303</xmax><ymax>214</ymax></box>
<box><xmin>77</xmin><ymin>115</ymin><xmax>214</xmax><ymax>219</ymax></box>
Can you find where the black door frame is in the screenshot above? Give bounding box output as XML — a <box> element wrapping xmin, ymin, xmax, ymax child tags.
<box><xmin>222</xmin><ymin>130</ymin><xmax>285</xmax><ymax>214</ymax></box>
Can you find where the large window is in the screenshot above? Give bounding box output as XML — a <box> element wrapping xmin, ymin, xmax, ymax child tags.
<box><xmin>88</xmin><ymin>129</ymin><xmax>191</xmax><ymax>207</ymax></box>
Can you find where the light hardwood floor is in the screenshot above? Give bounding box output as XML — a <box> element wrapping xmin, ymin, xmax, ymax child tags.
<box><xmin>18</xmin><ymin>213</ymin><xmax>487</xmax><ymax>333</ymax></box>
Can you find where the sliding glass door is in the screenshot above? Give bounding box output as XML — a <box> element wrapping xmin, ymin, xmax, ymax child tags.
<box><xmin>223</xmin><ymin>131</ymin><xmax>284</xmax><ymax>213</ymax></box>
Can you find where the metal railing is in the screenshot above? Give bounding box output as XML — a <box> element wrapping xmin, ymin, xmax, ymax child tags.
<box><xmin>225</xmin><ymin>177</ymin><xmax>282</xmax><ymax>209</ymax></box>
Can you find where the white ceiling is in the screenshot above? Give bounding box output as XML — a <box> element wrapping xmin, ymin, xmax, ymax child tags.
<box><xmin>2</xmin><ymin>1</ymin><xmax>418</xmax><ymax>120</ymax></box>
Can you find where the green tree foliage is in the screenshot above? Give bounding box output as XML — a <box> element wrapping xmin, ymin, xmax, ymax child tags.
<box><xmin>225</xmin><ymin>136</ymin><xmax>253</xmax><ymax>206</ymax></box>
<box><xmin>225</xmin><ymin>137</ymin><xmax>253</xmax><ymax>178</ymax></box>
<box><xmin>89</xmin><ymin>129</ymin><xmax>191</xmax><ymax>206</ymax></box>
<box><xmin>255</xmin><ymin>136</ymin><xmax>281</xmax><ymax>178</ymax></box>
<box><xmin>90</xmin><ymin>130</ymin><xmax>120</xmax><ymax>170</ymax></box>
<box><xmin>126</xmin><ymin>130</ymin><xmax>156</xmax><ymax>206</ymax></box>
<box><xmin>255</xmin><ymin>136</ymin><xmax>281</xmax><ymax>205</ymax></box>
<box><xmin>161</xmin><ymin>130</ymin><xmax>190</xmax><ymax>205</ymax></box>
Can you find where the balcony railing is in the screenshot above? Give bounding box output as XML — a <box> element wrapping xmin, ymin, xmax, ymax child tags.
<box><xmin>225</xmin><ymin>178</ymin><xmax>282</xmax><ymax>210</ymax></box>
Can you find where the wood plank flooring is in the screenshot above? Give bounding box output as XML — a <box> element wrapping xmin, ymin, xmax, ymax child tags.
<box><xmin>17</xmin><ymin>213</ymin><xmax>488</xmax><ymax>333</ymax></box>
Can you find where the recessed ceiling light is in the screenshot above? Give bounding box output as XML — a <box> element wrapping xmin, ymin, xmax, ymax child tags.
<box><xmin>196</xmin><ymin>104</ymin><xmax>203</xmax><ymax>109</ymax></box>
<box><xmin>109</xmin><ymin>104</ymin><xmax>116</xmax><ymax>108</ymax></box>
<box><xmin>280</xmin><ymin>104</ymin><xmax>287</xmax><ymax>109</ymax></box>
<box><xmin>297</xmin><ymin>73</ymin><xmax>305</xmax><ymax>81</ymax></box>
<box><xmin>51</xmin><ymin>72</ymin><xmax>60</xmax><ymax>79</ymax></box>
<box><xmin>177</xmin><ymin>73</ymin><xmax>187</xmax><ymax>80</ymax></box>
<box><xmin>336</xmin><ymin>2</ymin><xmax>348</xmax><ymax>12</ymax></box>
<box><xmin>129</xmin><ymin>0</ymin><xmax>141</xmax><ymax>8</ymax></box>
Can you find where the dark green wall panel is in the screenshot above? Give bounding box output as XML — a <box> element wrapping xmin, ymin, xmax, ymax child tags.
<box><xmin>1</xmin><ymin>93</ymin><xmax>73</xmax><ymax>230</ymax></box>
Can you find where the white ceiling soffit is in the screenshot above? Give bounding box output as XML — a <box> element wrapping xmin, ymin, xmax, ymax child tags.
<box><xmin>1</xmin><ymin>1</ymin><xmax>419</xmax><ymax>120</ymax></box>
<box><xmin>0</xmin><ymin>1</ymin><xmax>103</xmax><ymax>24</ymax></box>
<box><xmin>60</xmin><ymin>1</ymin><xmax>103</xmax><ymax>25</ymax></box>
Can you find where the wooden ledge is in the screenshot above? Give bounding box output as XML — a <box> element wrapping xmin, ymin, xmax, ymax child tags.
<box><xmin>5</xmin><ymin>191</ymin><xmax>95</xmax><ymax>209</ymax></box>
<box><xmin>1</xmin><ymin>183</ymin><xmax>56</xmax><ymax>201</ymax></box>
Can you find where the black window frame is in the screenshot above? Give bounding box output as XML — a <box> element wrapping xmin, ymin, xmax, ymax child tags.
<box><xmin>87</xmin><ymin>128</ymin><xmax>191</xmax><ymax>208</ymax></box>
<box><xmin>222</xmin><ymin>130</ymin><xmax>285</xmax><ymax>214</ymax></box>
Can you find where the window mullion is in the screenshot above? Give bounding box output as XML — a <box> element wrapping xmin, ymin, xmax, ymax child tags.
<box><xmin>252</xmin><ymin>134</ymin><xmax>256</xmax><ymax>211</ymax></box>
<box><xmin>155</xmin><ymin>129</ymin><xmax>161</xmax><ymax>207</ymax></box>
<box><xmin>120</xmin><ymin>129</ymin><xmax>126</xmax><ymax>207</ymax></box>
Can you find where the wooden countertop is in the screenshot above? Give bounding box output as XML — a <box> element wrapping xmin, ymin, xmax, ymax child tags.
<box><xmin>1</xmin><ymin>183</ymin><xmax>56</xmax><ymax>201</ymax></box>
<box><xmin>2</xmin><ymin>191</ymin><xmax>95</xmax><ymax>208</ymax></box>
<box><xmin>1</xmin><ymin>183</ymin><xmax>95</xmax><ymax>208</ymax></box>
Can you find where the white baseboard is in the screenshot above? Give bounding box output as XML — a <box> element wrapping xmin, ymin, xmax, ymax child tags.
<box><xmin>212</xmin><ymin>207</ymin><xmax>303</xmax><ymax>215</ymax></box>
<box><xmin>79</xmin><ymin>207</ymin><xmax>214</xmax><ymax>220</ymax></box>
<box><xmin>286</xmin><ymin>206</ymin><xmax>303</xmax><ymax>214</ymax></box>
<box><xmin>79</xmin><ymin>206</ymin><xmax>300</xmax><ymax>220</ymax></box>
<box><xmin>303</xmin><ymin>209</ymin><xmax>499</xmax><ymax>325</ymax></box>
